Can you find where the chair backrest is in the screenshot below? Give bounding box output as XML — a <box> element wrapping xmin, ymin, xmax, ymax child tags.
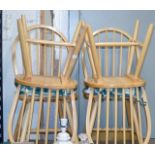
<box><xmin>13</xmin><ymin>16</ymin><xmax>87</xmax><ymax>81</ymax></box>
<box><xmin>82</xmin><ymin>21</ymin><xmax>154</xmax><ymax>80</ymax></box>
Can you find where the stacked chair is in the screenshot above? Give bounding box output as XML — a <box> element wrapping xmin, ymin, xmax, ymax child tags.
<box><xmin>8</xmin><ymin>16</ymin><xmax>153</xmax><ymax>144</ymax></box>
<box><xmin>82</xmin><ymin>21</ymin><xmax>153</xmax><ymax>144</ymax></box>
<box><xmin>8</xmin><ymin>16</ymin><xmax>87</xmax><ymax>144</ymax></box>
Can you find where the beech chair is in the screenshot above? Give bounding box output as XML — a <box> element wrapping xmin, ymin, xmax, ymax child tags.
<box><xmin>82</xmin><ymin>21</ymin><xmax>153</xmax><ymax>144</ymax></box>
<box><xmin>8</xmin><ymin>16</ymin><xmax>87</xmax><ymax>144</ymax></box>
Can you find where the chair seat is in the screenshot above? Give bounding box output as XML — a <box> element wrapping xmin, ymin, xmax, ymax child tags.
<box><xmin>84</xmin><ymin>75</ymin><xmax>145</xmax><ymax>89</ymax></box>
<box><xmin>15</xmin><ymin>75</ymin><xmax>77</xmax><ymax>89</ymax></box>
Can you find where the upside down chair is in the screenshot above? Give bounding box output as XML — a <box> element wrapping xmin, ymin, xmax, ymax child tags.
<box><xmin>8</xmin><ymin>16</ymin><xmax>87</xmax><ymax>144</ymax></box>
<box><xmin>82</xmin><ymin>21</ymin><xmax>153</xmax><ymax>144</ymax></box>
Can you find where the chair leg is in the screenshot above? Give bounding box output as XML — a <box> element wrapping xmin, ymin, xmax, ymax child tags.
<box><xmin>54</xmin><ymin>90</ymin><xmax>59</xmax><ymax>143</ymax></box>
<box><xmin>66</xmin><ymin>101</ymin><xmax>73</xmax><ymax>133</ymax></box>
<box><xmin>20</xmin><ymin>102</ymin><xmax>30</xmax><ymax>142</ymax></box>
<box><xmin>58</xmin><ymin>101</ymin><xmax>63</xmax><ymax>119</ymax></box>
<box><xmin>105</xmin><ymin>89</ymin><xmax>110</xmax><ymax>144</ymax></box>
<box><xmin>27</xmin><ymin>88</ymin><xmax>36</xmax><ymax>142</ymax></box>
<box><xmin>125</xmin><ymin>99</ymin><xmax>131</xmax><ymax>128</ymax></box>
<box><xmin>136</xmin><ymin>87</ymin><xmax>142</xmax><ymax>139</ymax></box>
<box><xmin>90</xmin><ymin>98</ymin><xmax>98</xmax><ymax>134</ymax></box>
<box><xmin>70</xmin><ymin>90</ymin><xmax>78</xmax><ymax>143</ymax></box>
<box><xmin>96</xmin><ymin>90</ymin><xmax>102</xmax><ymax>144</ymax></box>
<box><xmin>45</xmin><ymin>89</ymin><xmax>52</xmax><ymax>144</ymax></box>
<box><xmin>17</xmin><ymin>94</ymin><xmax>27</xmax><ymax>142</ymax></box>
<box><xmin>36</xmin><ymin>88</ymin><xmax>44</xmax><ymax>144</ymax></box>
<box><xmin>122</xmin><ymin>89</ymin><xmax>126</xmax><ymax>144</ymax></box>
<box><xmin>132</xmin><ymin>105</ymin><xmax>143</xmax><ymax>144</ymax></box>
<box><xmin>40</xmin><ymin>100</ymin><xmax>45</xmax><ymax>141</ymax></box>
<box><xmin>86</xmin><ymin>89</ymin><xmax>94</xmax><ymax>144</ymax></box>
<box><xmin>114</xmin><ymin>88</ymin><xmax>118</xmax><ymax>144</ymax></box>
<box><xmin>63</xmin><ymin>95</ymin><xmax>67</xmax><ymax>118</ymax></box>
<box><xmin>129</xmin><ymin>88</ymin><xmax>134</xmax><ymax>144</ymax></box>
<box><xmin>13</xmin><ymin>101</ymin><xmax>25</xmax><ymax>141</ymax></box>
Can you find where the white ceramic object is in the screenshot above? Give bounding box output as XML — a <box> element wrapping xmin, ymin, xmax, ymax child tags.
<box><xmin>56</xmin><ymin>118</ymin><xmax>72</xmax><ymax>144</ymax></box>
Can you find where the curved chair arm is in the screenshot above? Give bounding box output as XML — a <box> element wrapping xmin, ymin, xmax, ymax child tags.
<box><xmin>12</xmin><ymin>36</ymin><xmax>20</xmax><ymax>75</ymax></box>
<box><xmin>141</xmin><ymin>87</ymin><xmax>151</xmax><ymax>144</ymax></box>
<box><xmin>143</xmin><ymin>104</ymin><xmax>151</xmax><ymax>144</ymax></box>
<box><xmin>8</xmin><ymin>86</ymin><xmax>21</xmax><ymax>143</ymax></box>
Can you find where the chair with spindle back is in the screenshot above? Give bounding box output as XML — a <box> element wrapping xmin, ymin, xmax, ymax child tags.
<box><xmin>82</xmin><ymin>21</ymin><xmax>153</xmax><ymax>144</ymax></box>
<box><xmin>8</xmin><ymin>15</ymin><xmax>87</xmax><ymax>144</ymax></box>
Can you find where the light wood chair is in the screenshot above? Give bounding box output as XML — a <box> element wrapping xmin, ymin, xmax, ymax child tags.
<box><xmin>8</xmin><ymin>16</ymin><xmax>87</xmax><ymax>144</ymax></box>
<box><xmin>82</xmin><ymin>21</ymin><xmax>153</xmax><ymax>144</ymax></box>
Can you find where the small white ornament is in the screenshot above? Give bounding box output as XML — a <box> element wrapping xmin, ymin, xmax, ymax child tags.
<box><xmin>56</xmin><ymin>118</ymin><xmax>72</xmax><ymax>144</ymax></box>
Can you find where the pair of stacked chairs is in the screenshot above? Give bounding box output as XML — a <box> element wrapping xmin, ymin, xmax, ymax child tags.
<box><xmin>8</xmin><ymin>15</ymin><xmax>153</xmax><ymax>144</ymax></box>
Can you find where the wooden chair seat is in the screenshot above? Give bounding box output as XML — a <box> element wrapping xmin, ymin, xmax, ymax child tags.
<box><xmin>15</xmin><ymin>75</ymin><xmax>77</xmax><ymax>89</ymax></box>
<box><xmin>84</xmin><ymin>76</ymin><xmax>145</xmax><ymax>89</ymax></box>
